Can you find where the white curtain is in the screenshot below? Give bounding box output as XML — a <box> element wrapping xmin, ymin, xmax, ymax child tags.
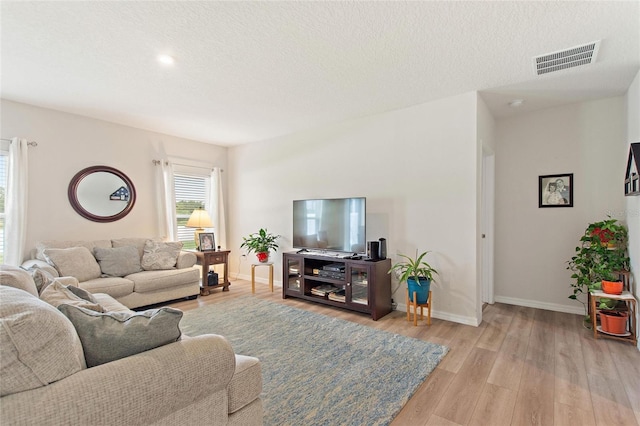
<box><xmin>209</xmin><ymin>167</ymin><xmax>227</xmax><ymax>249</ymax></box>
<box><xmin>5</xmin><ymin>138</ymin><xmax>29</xmax><ymax>265</ymax></box>
<box><xmin>159</xmin><ymin>160</ymin><xmax>177</xmax><ymax>241</ymax></box>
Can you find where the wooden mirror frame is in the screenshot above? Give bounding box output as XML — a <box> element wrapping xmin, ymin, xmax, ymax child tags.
<box><xmin>68</xmin><ymin>165</ymin><xmax>136</xmax><ymax>222</ymax></box>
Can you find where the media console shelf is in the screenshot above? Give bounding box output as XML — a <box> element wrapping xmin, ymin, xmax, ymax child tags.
<box><xmin>282</xmin><ymin>252</ymin><xmax>392</xmax><ymax>320</ymax></box>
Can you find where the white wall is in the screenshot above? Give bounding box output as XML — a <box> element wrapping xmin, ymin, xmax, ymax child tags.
<box><xmin>1</xmin><ymin>99</ymin><xmax>228</xmax><ymax>260</ymax></box>
<box><xmin>495</xmin><ymin>97</ymin><xmax>627</xmax><ymax>314</ymax></box>
<box><xmin>6</xmin><ymin>87</ymin><xmax>633</xmax><ymax>328</ymax></box>
<box><xmin>228</xmin><ymin>92</ymin><xmax>482</xmax><ymax>325</ymax></box>
<box><xmin>625</xmin><ymin>70</ymin><xmax>640</xmax><ymax>350</ymax></box>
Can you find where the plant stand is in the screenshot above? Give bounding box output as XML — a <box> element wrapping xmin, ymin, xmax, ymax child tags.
<box><xmin>406</xmin><ymin>289</ymin><xmax>432</xmax><ymax>326</ymax></box>
<box><xmin>590</xmin><ymin>289</ymin><xmax>637</xmax><ymax>346</ymax></box>
<box><xmin>251</xmin><ymin>262</ymin><xmax>274</xmax><ymax>294</ymax></box>
<box><xmin>587</xmin><ymin>270</ymin><xmax>630</xmax><ymax>320</ymax></box>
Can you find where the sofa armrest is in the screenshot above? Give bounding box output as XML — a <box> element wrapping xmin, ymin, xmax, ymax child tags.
<box><xmin>20</xmin><ymin>259</ymin><xmax>59</xmax><ymax>277</ymax></box>
<box><xmin>177</xmin><ymin>251</ymin><xmax>197</xmax><ymax>269</ymax></box>
<box><xmin>0</xmin><ymin>335</ymin><xmax>236</xmax><ymax>425</ymax></box>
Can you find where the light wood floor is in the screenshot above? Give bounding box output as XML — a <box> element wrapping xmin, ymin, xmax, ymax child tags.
<box><xmin>169</xmin><ymin>280</ymin><xmax>640</xmax><ymax>426</ymax></box>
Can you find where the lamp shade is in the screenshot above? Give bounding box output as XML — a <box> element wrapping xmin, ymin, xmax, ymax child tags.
<box><xmin>186</xmin><ymin>209</ymin><xmax>213</xmax><ymax>228</ymax></box>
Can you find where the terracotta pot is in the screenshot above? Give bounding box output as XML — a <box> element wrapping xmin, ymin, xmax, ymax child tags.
<box><xmin>602</xmin><ymin>280</ymin><xmax>623</xmax><ymax>295</ymax></box>
<box><xmin>600</xmin><ymin>310</ymin><xmax>628</xmax><ymax>334</ymax></box>
<box><xmin>256</xmin><ymin>252</ymin><xmax>269</xmax><ymax>263</ymax></box>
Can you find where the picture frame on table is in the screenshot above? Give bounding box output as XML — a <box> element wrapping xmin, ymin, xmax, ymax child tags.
<box><xmin>539</xmin><ymin>173</ymin><xmax>573</xmax><ymax>208</ymax></box>
<box><xmin>199</xmin><ymin>233</ymin><xmax>216</xmax><ymax>251</ymax></box>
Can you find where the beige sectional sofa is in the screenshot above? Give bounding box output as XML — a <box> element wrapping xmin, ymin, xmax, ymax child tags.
<box><xmin>21</xmin><ymin>237</ymin><xmax>201</xmax><ymax>308</ymax></box>
<box><xmin>0</xmin><ymin>266</ymin><xmax>263</xmax><ymax>425</ymax></box>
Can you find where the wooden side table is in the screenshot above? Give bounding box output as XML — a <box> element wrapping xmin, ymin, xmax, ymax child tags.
<box><xmin>191</xmin><ymin>250</ymin><xmax>230</xmax><ymax>296</ymax></box>
<box><xmin>251</xmin><ymin>262</ymin><xmax>274</xmax><ymax>293</ymax></box>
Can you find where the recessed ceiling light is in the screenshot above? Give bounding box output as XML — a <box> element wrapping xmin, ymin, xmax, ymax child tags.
<box><xmin>157</xmin><ymin>54</ymin><xmax>175</xmax><ymax>65</ymax></box>
<box><xmin>508</xmin><ymin>99</ymin><xmax>525</xmax><ymax>108</ymax></box>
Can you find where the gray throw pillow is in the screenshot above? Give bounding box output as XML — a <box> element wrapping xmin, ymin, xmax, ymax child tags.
<box><xmin>57</xmin><ymin>305</ymin><xmax>183</xmax><ymax>368</ymax></box>
<box><xmin>43</xmin><ymin>247</ymin><xmax>102</xmax><ymax>282</ymax></box>
<box><xmin>141</xmin><ymin>240</ymin><xmax>183</xmax><ymax>271</ymax></box>
<box><xmin>66</xmin><ymin>285</ymin><xmax>99</xmax><ymax>303</ymax></box>
<box><xmin>93</xmin><ymin>246</ymin><xmax>142</xmax><ymax>277</ymax></box>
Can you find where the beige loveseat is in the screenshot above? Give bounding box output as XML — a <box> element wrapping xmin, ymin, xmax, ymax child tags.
<box><xmin>0</xmin><ymin>266</ymin><xmax>263</xmax><ymax>425</ymax></box>
<box><xmin>21</xmin><ymin>238</ymin><xmax>201</xmax><ymax>308</ymax></box>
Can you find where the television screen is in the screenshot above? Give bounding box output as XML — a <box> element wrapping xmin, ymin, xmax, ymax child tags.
<box><xmin>293</xmin><ymin>197</ymin><xmax>366</xmax><ymax>254</ymax></box>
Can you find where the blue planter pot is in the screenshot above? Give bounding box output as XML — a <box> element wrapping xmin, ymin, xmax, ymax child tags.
<box><xmin>407</xmin><ymin>277</ymin><xmax>431</xmax><ymax>304</ymax></box>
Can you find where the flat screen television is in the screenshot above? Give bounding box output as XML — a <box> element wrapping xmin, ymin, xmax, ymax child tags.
<box><xmin>293</xmin><ymin>197</ymin><xmax>366</xmax><ymax>254</ymax></box>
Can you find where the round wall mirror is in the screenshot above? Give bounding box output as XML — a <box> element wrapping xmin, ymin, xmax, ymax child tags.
<box><xmin>68</xmin><ymin>166</ymin><xmax>136</xmax><ymax>222</ymax></box>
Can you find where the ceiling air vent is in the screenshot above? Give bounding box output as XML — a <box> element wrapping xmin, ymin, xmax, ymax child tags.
<box><xmin>533</xmin><ymin>40</ymin><xmax>601</xmax><ymax>76</ymax></box>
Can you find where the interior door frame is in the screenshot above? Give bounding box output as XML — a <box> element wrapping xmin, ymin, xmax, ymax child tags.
<box><xmin>482</xmin><ymin>147</ymin><xmax>495</xmax><ymax>304</ymax></box>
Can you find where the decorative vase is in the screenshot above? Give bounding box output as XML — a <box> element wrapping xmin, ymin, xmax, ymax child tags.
<box><xmin>600</xmin><ymin>310</ymin><xmax>628</xmax><ymax>334</ymax></box>
<box><xmin>407</xmin><ymin>277</ymin><xmax>430</xmax><ymax>304</ymax></box>
<box><xmin>601</xmin><ymin>280</ymin><xmax>623</xmax><ymax>295</ymax></box>
<box><xmin>256</xmin><ymin>252</ymin><xmax>269</xmax><ymax>263</ymax></box>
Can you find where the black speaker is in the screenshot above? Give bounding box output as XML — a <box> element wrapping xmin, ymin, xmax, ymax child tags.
<box><xmin>367</xmin><ymin>241</ymin><xmax>380</xmax><ymax>260</ymax></box>
<box><xmin>378</xmin><ymin>238</ymin><xmax>387</xmax><ymax>260</ymax></box>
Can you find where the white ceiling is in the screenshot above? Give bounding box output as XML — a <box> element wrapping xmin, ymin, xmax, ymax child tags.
<box><xmin>2</xmin><ymin>1</ymin><xmax>639</xmax><ymax>146</ymax></box>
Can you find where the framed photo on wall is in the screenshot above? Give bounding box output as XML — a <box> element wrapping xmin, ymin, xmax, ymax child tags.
<box><xmin>199</xmin><ymin>233</ymin><xmax>216</xmax><ymax>251</ymax></box>
<box><xmin>539</xmin><ymin>173</ymin><xmax>573</xmax><ymax>208</ymax></box>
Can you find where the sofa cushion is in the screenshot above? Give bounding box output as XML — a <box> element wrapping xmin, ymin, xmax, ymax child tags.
<box><xmin>58</xmin><ymin>305</ymin><xmax>183</xmax><ymax>367</ymax></box>
<box><xmin>79</xmin><ymin>276</ymin><xmax>134</xmax><ymax>299</ymax></box>
<box><xmin>43</xmin><ymin>247</ymin><xmax>102</xmax><ymax>282</ymax></box>
<box><xmin>0</xmin><ymin>265</ymin><xmax>39</xmax><ymax>297</ymax></box>
<box><xmin>40</xmin><ymin>280</ymin><xmax>105</xmax><ymax>313</ymax></box>
<box><xmin>94</xmin><ymin>246</ymin><xmax>142</xmax><ymax>277</ymax></box>
<box><xmin>92</xmin><ymin>293</ymin><xmax>132</xmax><ymax>313</ymax></box>
<box><xmin>0</xmin><ymin>286</ymin><xmax>86</xmax><ymax>397</ymax></box>
<box><xmin>126</xmin><ymin>267</ymin><xmax>200</xmax><ymax>293</ymax></box>
<box><xmin>35</xmin><ymin>239</ymin><xmax>112</xmax><ymax>261</ymax></box>
<box><xmin>141</xmin><ymin>240</ymin><xmax>183</xmax><ymax>271</ymax></box>
<box><xmin>228</xmin><ymin>355</ymin><xmax>263</xmax><ymax>414</ymax></box>
<box><xmin>112</xmin><ymin>237</ymin><xmax>148</xmax><ymax>260</ymax></box>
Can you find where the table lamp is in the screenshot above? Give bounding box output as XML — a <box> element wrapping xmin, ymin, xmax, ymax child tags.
<box><xmin>186</xmin><ymin>209</ymin><xmax>213</xmax><ymax>249</ymax></box>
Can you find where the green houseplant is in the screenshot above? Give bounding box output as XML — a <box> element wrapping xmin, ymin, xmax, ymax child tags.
<box><xmin>240</xmin><ymin>228</ymin><xmax>281</xmax><ymax>263</ymax></box>
<box><xmin>567</xmin><ymin>217</ymin><xmax>629</xmax><ymax>320</ymax></box>
<box><xmin>388</xmin><ymin>250</ymin><xmax>438</xmax><ymax>304</ymax></box>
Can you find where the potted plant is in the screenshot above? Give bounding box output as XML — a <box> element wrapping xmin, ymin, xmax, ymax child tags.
<box><xmin>388</xmin><ymin>250</ymin><xmax>438</xmax><ymax>304</ymax></box>
<box><xmin>601</xmin><ymin>270</ymin><xmax>624</xmax><ymax>295</ymax></box>
<box><xmin>240</xmin><ymin>228</ymin><xmax>281</xmax><ymax>263</ymax></box>
<box><xmin>567</xmin><ymin>217</ymin><xmax>629</xmax><ymax>322</ymax></box>
<box><xmin>599</xmin><ymin>309</ymin><xmax>629</xmax><ymax>335</ymax></box>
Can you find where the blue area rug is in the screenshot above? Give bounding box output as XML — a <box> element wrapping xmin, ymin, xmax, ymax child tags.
<box><xmin>180</xmin><ymin>297</ymin><xmax>448</xmax><ymax>426</ymax></box>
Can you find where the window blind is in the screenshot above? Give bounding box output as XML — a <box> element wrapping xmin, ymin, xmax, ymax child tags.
<box><xmin>174</xmin><ymin>174</ymin><xmax>210</xmax><ymax>249</ymax></box>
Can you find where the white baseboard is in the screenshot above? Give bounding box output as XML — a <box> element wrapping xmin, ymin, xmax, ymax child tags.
<box><xmin>396</xmin><ymin>303</ymin><xmax>480</xmax><ymax>326</ymax></box>
<box><xmin>237</xmin><ymin>274</ymin><xmax>480</xmax><ymax>326</ymax></box>
<box><xmin>236</xmin><ymin>273</ymin><xmax>283</xmax><ymax>288</ymax></box>
<box><xmin>234</xmin><ymin>278</ymin><xmax>582</xmax><ymax>322</ymax></box>
<box><xmin>493</xmin><ymin>296</ymin><xmax>584</xmax><ymax>315</ymax></box>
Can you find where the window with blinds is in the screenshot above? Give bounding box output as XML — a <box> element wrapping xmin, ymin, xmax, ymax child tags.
<box><xmin>175</xmin><ymin>174</ymin><xmax>210</xmax><ymax>249</ymax></box>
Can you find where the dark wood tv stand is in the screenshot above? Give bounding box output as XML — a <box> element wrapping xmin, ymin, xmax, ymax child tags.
<box><xmin>282</xmin><ymin>252</ymin><xmax>392</xmax><ymax>320</ymax></box>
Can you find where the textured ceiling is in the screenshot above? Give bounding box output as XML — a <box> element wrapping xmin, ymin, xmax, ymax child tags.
<box><xmin>2</xmin><ymin>1</ymin><xmax>639</xmax><ymax>146</ymax></box>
